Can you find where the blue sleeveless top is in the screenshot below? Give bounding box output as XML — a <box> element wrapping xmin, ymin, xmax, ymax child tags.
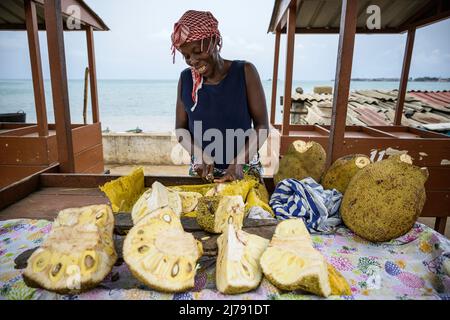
<box><xmin>180</xmin><ymin>60</ymin><xmax>252</xmax><ymax>169</ymax></box>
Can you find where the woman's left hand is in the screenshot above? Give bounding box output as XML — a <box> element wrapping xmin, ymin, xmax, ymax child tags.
<box><xmin>214</xmin><ymin>164</ymin><xmax>244</xmax><ymax>183</ymax></box>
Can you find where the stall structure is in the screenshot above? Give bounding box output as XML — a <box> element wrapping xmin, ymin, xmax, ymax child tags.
<box><xmin>268</xmin><ymin>0</ymin><xmax>450</xmax><ymax>233</ymax></box>
<box><xmin>0</xmin><ymin>0</ymin><xmax>108</xmax><ymax>188</ymax></box>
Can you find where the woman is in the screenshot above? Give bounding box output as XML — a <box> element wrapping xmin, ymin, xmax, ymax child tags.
<box><xmin>172</xmin><ymin>10</ymin><xmax>269</xmax><ymax>183</ymax></box>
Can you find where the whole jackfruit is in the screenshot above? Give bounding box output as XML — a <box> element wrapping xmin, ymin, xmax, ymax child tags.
<box><xmin>216</xmin><ymin>224</ymin><xmax>269</xmax><ymax>294</ymax></box>
<box><xmin>23</xmin><ymin>205</ymin><xmax>117</xmax><ymax>294</ymax></box>
<box><xmin>131</xmin><ymin>181</ymin><xmax>182</xmax><ymax>225</ymax></box>
<box><xmin>341</xmin><ymin>154</ymin><xmax>428</xmax><ymax>242</ymax></box>
<box><xmin>274</xmin><ymin>140</ymin><xmax>326</xmax><ymax>185</ymax></box>
<box><xmin>123</xmin><ymin>217</ymin><xmax>203</xmax><ymax>293</ymax></box>
<box><xmin>196</xmin><ymin>195</ymin><xmax>245</xmax><ymax>234</ymax></box>
<box><xmin>321</xmin><ymin>154</ymin><xmax>371</xmax><ymax>193</ymax></box>
<box><xmin>260</xmin><ymin>219</ymin><xmax>332</xmax><ymax>297</ymax></box>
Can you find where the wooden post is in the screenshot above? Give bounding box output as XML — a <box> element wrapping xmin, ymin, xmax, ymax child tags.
<box><xmin>282</xmin><ymin>1</ymin><xmax>297</xmax><ymax>136</ymax></box>
<box><xmin>394</xmin><ymin>28</ymin><xmax>416</xmax><ymax>125</ymax></box>
<box><xmin>83</xmin><ymin>67</ymin><xmax>89</xmax><ymax>125</ymax></box>
<box><xmin>86</xmin><ymin>26</ymin><xmax>100</xmax><ymax>123</ymax></box>
<box><xmin>44</xmin><ymin>0</ymin><xmax>75</xmax><ymax>172</ymax></box>
<box><xmin>24</xmin><ymin>0</ymin><xmax>48</xmax><ymax>137</ymax></box>
<box><xmin>270</xmin><ymin>30</ymin><xmax>281</xmax><ymax>126</ymax></box>
<box><xmin>327</xmin><ymin>0</ymin><xmax>357</xmax><ymax>167</ymax></box>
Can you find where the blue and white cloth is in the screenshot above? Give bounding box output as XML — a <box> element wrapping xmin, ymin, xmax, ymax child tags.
<box><xmin>269</xmin><ymin>178</ymin><xmax>343</xmax><ymax>234</ymax></box>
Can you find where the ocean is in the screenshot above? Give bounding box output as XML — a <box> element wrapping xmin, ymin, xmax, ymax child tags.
<box><xmin>1</xmin><ymin>79</ymin><xmax>449</xmax><ymax>132</ymax></box>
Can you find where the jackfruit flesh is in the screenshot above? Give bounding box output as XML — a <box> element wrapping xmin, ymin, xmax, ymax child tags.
<box><xmin>216</xmin><ymin>224</ymin><xmax>269</xmax><ymax>294</ymax></box>
<box><xmin>260</xmin><ymin>219</ymin><xmax>333</xmax><ymax>297</ymax></box>
<box><xmin>123</xmin><ymin>218</ymin><xmax>203</xmax><ymax>292</ymax></box>
<box><xmin>196</xmin><ymin>195</ymin><xmax>245</xmax><ymax>234</ymax></box>
<box><xmin>178</xmin><ymin>191</ymin><xmax>203</xmax><ymax>214</ymax></box>
<box><xmin>204</xmin><ymin>175</ymin><xmax>257</xmax><ymax>201</ymax></box>
<box><xmin>131</xmin><ymin>181</ymin><xmax>182</xmax><ymax>225</ymax></box>
<box><xmin>23</xmin><ymin>205</ymin><xmax>117</xmax><ymax>294</ymax></box>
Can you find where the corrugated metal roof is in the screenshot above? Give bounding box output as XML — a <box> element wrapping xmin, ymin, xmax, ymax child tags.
<box><xmin>292</xmin><ymin>90</ymin><xmax>450</xmax><ymax>130</ymax></box>
<box><xmin>269</xmin><ymin>0</ymin><xmax>450</xmax><ymax>34</ymax></box>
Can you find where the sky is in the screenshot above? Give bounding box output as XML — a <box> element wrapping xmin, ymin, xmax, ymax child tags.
<box><xmin>0</xmin><ymin>0</ymin><xmax>449</xmax><ymax>80</ymax></box>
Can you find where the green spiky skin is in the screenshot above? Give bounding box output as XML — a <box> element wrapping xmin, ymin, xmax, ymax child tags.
<box><xmin>341</xmin><ymin>158</ymin><xmax>428</xmax><ymax>242</ymax></box>
<box><xmin>321</xmin><ymin>154</ymin><xmax>371</xmax><ymax>193</ymax></box>
<box><xmin>196</xmin><ymin>196</ymin><xmax>221</xmax><ymax>233</ymax></box>
<box><xmin>274</xmin><ymin>141</ymin><xmax>326</xmax><ymax>185</ymax></box>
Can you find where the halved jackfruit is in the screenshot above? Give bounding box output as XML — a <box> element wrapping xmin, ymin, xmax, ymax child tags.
<box><xmin>23</xmin><ymin>205</ymin><xmax>117</xmax><ymax>294</ymax></box>
<box><xmin>260</xmin><ymin>219</ymin><xmax>332</xmax><ymax>296</ymax></box>
<box><xmin>216</xmin><ymin>224</ymin><xmax>269</xmax><ymax>294</ymax></box>
<box><xmin>123</xmin><ymin>218</ymin><xmax>203</xmax><ymax>292</ymax></box>
<box><xmin>131</xmin><ymin>181</ymin><xmax>182</xmax><ymax>225</ymax></box>
<box><xmin>196</xmin><ymin>195</ymin><xmax>245</xmax><ymax>234</ymax></box>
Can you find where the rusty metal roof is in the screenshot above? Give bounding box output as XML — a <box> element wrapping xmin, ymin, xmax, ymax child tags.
<box><xmin>0</xmin><ymin>0</ymin><xmax>109</xmax><ymax>31</ymax></box>
<box><xmin>292</xmin><ymin>90</ymin><xmax>450</xmax><ymax>130</ymax></box>
<box><xmin>269</xmin><ymin>0</ymin><xmax>450</xmax><ymax>34</ymax></box>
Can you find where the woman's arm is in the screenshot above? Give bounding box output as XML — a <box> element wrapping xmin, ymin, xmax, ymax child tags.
<box><xmin>215</xmin><ymin>62</ymin><xmax>269</xmax><ymax>182</ymax></box>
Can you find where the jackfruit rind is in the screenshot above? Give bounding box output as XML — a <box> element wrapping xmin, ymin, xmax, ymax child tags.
<box><xmin>23</xmin><ymin>205</ymin><xmax>117</xmax><ymax>294</ymax></box>
<box><xmin>274</xmin><ymin>140</ymin><xmax>326</xmax><ymax>185</ymax></box>
<box><xmin>260</xmin><ymin>219</ymin><xmax>331</xmax><ymax>297</ymax></box>
<box><xmin>341</xmin><ymin>157</ymin><xmax>428</xmax><ymax>242</ymax></box>
<box><xmin>216</xmin><ymin>224</ymin><xmax>269</xmax><ymax>294</ymax></box>
<box><xmin>123</xmin><ymin>218</ymin><xmax>203</xmax><ymax>293</ymax></box>
<box><xmin>131</xmin><ymin>181</ymin><xmax>182</xmax><ymax>225</ymax></box>
<box><xmin>100</xmin><ymin>167</ymin><xmax>145</xmax><ymax>213</ymax></box>
<box><xmin>196</xmin><ymin>195</ymin><xmax>245</xmax><ymax>234</ymax></box>
<box><xmin>321</xmin><ymin>154</ymin><xmax>371</xmax><ymax>193</ymax></box>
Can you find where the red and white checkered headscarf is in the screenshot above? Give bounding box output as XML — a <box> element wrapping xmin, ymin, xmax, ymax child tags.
<box><xmin>171</xmin><ymin>10</ymin><xmax>222</xmax><ymax>111</ymax></box>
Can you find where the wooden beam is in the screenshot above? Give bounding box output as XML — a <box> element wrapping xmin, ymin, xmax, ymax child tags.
<box><xmin>327</xmin><ymin>0</ymin><xmax>357</xmax><ymax>166</ymax></box>
<box><xmin>291</xmin><ymin>27</ymin><xmax>400</xmax><ymax>34</ymax></box>
<box><xmin>25</xmin><ymin>0</ymin><xmax>48</xmax><ymax>137</ymax></box>
<box><xmin>34</xmin><ymin>0</ymin><xmax>109</xmax><ymax>31</ymax></box>
<box><xmin>44</xmin><ymin>0</ymin><xmax>75</xmax><ymax>172</ymax></box>
<box><xmin>435</xmin><ymin>217</ymin><xmax>447</xmax><ymax>235</ymax></box>
<box><xmin>270</xmin><ymin>0</ymin><xmax>293</xmax><ymax>33</ymax></box>
<box><xmin>86</xmin><ymin>26</ymin><xmax>99</xmax><ymax>123</ymax></box>
<box><xmin>270</xmin><ymin>30</ymin><xmax>281</xmax><ymax>125</ymax></box>
<box><xmin>282</xmin><ymin>1</ymin><xmax>297</xmax><ymax>136</ymax></box>
<box><xmin>394</xmin><ymin>28</ymin><xmax>415</xmax><ymax>125</ymax></box>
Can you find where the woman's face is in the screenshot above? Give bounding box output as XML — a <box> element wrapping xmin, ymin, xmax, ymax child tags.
<box><xmin>179</xmin><ymin>38</ymin><xmax>218</xmax><ymax>78</ymax></box>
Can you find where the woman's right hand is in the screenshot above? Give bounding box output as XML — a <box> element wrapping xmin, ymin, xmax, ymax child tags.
<box><xmin>193</xmin><ymin>154</ymin><xmax>215</xmax><ymax>182</ymax></box>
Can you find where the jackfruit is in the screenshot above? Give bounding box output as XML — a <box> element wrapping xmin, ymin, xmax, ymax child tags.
<box><xmin>245</xmin><ymin>188</ymin><xmax>274</xmax><ymax>217</ymax></box>
<box><xmin>327</xmin><ymin>263</ymin><xmax>352</xmax><ymax>296</ymax></box>
<box><xmin>23</xmin><ymin>205</ymin><xmax>117</xmax><ymax>294</ymax></box>
<box><xmin>274</xmin><ymin>140</ymin><xmax>326</xmax><ymax>185</ymax></box>
<box><xmin>123</xmin><ymin>218</ymin><xmax>203</xmax><ymax>292</ymax></box>
<box><xmin>260</xmin><ymin>219</ymin><xmax>331</xmax><ymax>297</ymax></box>
<box><xmin>341</xmin><ymin>154</ymin><xmax>428</xmax><ymax>242</ymax></box>
<box><xmin>131</xmin><ymin>181</ymin><xmax>182</xmax><ymax>225</ymax></box>
<box><xmin>196</xmin><ymin>195</ymin><xmax>245</xmax><ymax>234</ymax></box>
<box><xmin>321</xmin><ymin>154</ymin><xmax>371</xmax><ymax>193</ymax></box>
<box><xmin>169</xmin><ymin>183</ymin><xmax>215</xmax><ymax>195</ymax></box>
<box><xmin>100</xmin><ymin>167</ymin><xmax>145</xmax><ymax>213</ymax></box>
<box><xmin>216</xmin><ymin>224</ymin><xmax>269</xmax><ymax>294</ymax></box>
<box><xmin>178</xmin><ymin>191</ymin><xmax>203</xmax><ymax>214</ymax></box>
<box><xmin>204</xmin><ymin>175</ymin><xmax>257</xmax><ymax>201</ymax></box>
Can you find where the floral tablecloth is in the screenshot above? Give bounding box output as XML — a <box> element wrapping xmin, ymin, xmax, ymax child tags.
<box><xmin>1</xmin><ymin>219</ymin><xmax>449</xmax><ymax>300</ymax></box>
